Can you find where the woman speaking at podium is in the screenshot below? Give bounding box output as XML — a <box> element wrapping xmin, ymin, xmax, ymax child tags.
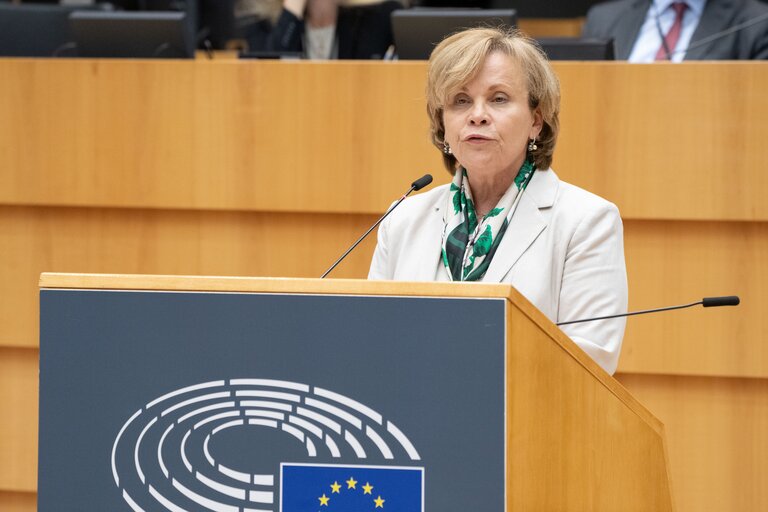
<box><xmin>368</xmin><ymin>28</ymin><xmax>628</xmax><ymax>375</ymax></box>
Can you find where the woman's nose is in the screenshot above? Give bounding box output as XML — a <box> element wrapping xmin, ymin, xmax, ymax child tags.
<box><xmin>469</xmin><ymin>102</ymin><xmax>489</xmax><ymax>125</ymax></box>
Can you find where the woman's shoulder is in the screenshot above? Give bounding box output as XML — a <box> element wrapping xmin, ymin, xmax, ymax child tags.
<box><xmin>528</xmin><ymin>169</ymin><xmax>621</xmax><ymax>236</ymax></box>
<box><xmin>538</xmin><ymin>168</ymin><xmax>620</xmax><ymax>214</ymax></box>
<box><xmin>382</xmin><ymin>182</ymin><xmax>449</xmax><ymax>229</ymax></box>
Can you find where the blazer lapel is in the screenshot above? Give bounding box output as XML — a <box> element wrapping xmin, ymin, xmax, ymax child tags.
<box><xmin>613</xmin><ymin>0</ymin><xmax>652</xmax><ymax>59</ymax></box>
<box><xmin>482</xmin><ymin>170</ymin><xmax>557</xmax><ymax>283</ymax></box>
<box><xmin>685</xmin><ymin>0</ymin><xmax>736</xmax><ymax>59</ymax></box>
<box><xmin>408</xmin><ymin>201</ymin><xmax>445</xmax><ymax>281</ymax></box>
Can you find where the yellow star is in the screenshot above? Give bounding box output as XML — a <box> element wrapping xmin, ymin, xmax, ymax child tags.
<box><xmin>362</xmin><ymin>482</ymin><xmax>374</xmax><ymax>495</ymax></box>
<box><xmin>330</xmin><ymin>481</ymin><xmax>341</xmax><ymax>494</ymax></box>
<box><xmin>374</xmin><ymin>495</ymin><xmax>385</xmax><ymax>508</ymax></box>
<box><xmin>318</xmin><ymin>493</ymin><xmax>330</xmax><ymax>506</ymax></box>
<box><xmin>346</xmin><ymin>476</ymin><xmax>358</xmax><ymax>489</ymax></box>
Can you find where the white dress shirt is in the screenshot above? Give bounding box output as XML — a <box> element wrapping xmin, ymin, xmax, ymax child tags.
<box><xmin>628</xmin><ymin>0</ymin><xmax>706</xmax><ymax>62</ymax></box>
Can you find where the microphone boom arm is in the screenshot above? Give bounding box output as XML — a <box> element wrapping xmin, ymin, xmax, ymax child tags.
<box><xmin>557</xmin><ymin>296</ymin><xmax>740</xmax><ymax>326</ymax></box>
<box><xmin>320</xmin><ymin>174</ymin><xmax>433</xmax><ymax>278</ymax></box>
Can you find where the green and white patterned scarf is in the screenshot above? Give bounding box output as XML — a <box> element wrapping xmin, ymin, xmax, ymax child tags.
<box><xmin>441</xmin><ymin>160</ymin><xmax>535</xmax><ymax>281</ymax></box>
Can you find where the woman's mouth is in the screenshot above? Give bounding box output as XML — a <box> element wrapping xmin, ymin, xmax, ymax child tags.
<box><xmin>464</xmin><ymin>134</ymin><xmax>493</xmax><ymax>144</ymax></box>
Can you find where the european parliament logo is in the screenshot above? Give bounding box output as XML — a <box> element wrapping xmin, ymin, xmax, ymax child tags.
<box><xmin>111</xmin><ymin>378</ymin><xmax>424</xmax><ymax>511</ymax></box>
<box><xmin>281</xmin><ymin>464</ymin><xmax>423</xmax><ymax>511</ymax></box>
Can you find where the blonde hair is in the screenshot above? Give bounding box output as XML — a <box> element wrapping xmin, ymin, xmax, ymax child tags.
<box><xmin>426</xmin><ymin>27</ymin><xmax>560</xmax><ymax>173</ymax></box>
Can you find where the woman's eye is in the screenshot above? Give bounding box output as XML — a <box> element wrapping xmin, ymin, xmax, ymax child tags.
<box><xmin>453</xmin><ymin>96</ymin><xmax>469</xmax><ymax>105</ymax></box>
<box><xmin>493</xmin><ymin>95</ymin><xmax>508</xmax><ymax>103</ymax></box>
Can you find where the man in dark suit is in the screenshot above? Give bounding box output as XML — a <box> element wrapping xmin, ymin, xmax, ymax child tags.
<box><xmin>582</xmin><ymin>0</ymin><xmax>768</xmax><ymax>60</ymax></box>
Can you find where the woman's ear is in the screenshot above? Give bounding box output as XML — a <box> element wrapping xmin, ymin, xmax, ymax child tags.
<box><xmin>530</xmin><ymin>107</ymin><xmax>544</xmax><ymax>140</ymax></box>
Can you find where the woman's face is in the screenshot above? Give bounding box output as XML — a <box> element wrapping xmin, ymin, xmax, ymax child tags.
<box><xmin>443</xmin><ymin>52</ymin><xmax>543</xmax><ymax>180</ymax></box>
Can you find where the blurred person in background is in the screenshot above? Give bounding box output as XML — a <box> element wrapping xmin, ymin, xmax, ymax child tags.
<box><xmin>583</xmin><ymin>0</ymin><xmax>768</xmax><ymax>61</ymax></box>
<box><xmin>237</xmin><ymin>0</ymin><xmax>404</xmax><ymax>58</ymax></box>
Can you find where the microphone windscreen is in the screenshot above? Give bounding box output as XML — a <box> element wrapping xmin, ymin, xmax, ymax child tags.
<box><xmin>411</xmin><ymin>174</ymin><xmax>433</xmax><ymax>191</ymax></box>
<box><xmin>702</xmin><ymin>296</ymin><xmax>740</xmax><ymax>307</ymax></box>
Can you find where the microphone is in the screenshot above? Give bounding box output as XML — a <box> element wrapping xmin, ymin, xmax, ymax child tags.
<box><xmin>320</xmin><ymin>174</ymin><xmax>433</xmax><ymax>279</ymax></box>
<box><xmin>702</xmin><ymin>296</ymin><xmax>740</xmax><ymax>307</ymax></box>
<box><xmin>556</xmin><ymin>296</ymin><xmax>740</xmax><ymax>326</ymax></box>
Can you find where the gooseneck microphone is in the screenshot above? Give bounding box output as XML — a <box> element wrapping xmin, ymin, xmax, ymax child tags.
<box><xmin>320</xmin><ymin>174</ymin><xmax>433</xmax><ymax>279</ymax></box>
<box><xmin>556</xmin><ymin>296</ymin><xmax>740</xmax><ymax>326</ymax></box>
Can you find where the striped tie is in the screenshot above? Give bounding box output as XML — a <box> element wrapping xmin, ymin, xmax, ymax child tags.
<box><xmin>655</xmin><ymin>2</ymin><xmax>688</xmax><ymax>61</ymax></box>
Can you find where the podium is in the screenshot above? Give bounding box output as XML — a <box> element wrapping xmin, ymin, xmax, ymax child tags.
<box><xmin>38</xmin><ymin>273</ymin><xmax>673</xmax><ymax>511</ymax></box>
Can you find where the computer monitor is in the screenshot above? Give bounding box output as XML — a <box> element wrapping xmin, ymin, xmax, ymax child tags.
<box><xmin>0</xmin><ymin>3</ymin><xmax>100</xmax><ymax>57</ymax></box>
<box><xmin>537</xmin><ymin>38</ymin><xmax>615</xmax><ymax>61</ymax></box>
<box><xmin>391</xmin><ymin>8</ymin><xmax>517</xmax><ymax>60</ymax></box>
<box><xmin>106</xmin><ymin>1</ymin><xmax>236</xmax><ymax>50</ymax></box>
<box><xmin>69</xmin><ymin>10</ymin><xmax>195</xmax><ymax>58</ymax></box>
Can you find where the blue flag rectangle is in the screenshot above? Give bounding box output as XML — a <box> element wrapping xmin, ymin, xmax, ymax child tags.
<box><xmin>281</xmin><ymin>463</ymin><xmax>424</xmax><ymax>511</ymax></box>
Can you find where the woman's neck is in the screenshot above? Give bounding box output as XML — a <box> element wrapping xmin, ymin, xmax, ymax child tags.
<box><xmin>467</xmin><ymin>171</ymin><xmax>514</xmax><ymax>217</ymax></box>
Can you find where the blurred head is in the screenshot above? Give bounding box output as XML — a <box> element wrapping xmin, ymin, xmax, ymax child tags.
<box><xmin>426</xmin><ymin>27</ymin><xmax>560</xmax><ymax>174</ymax></box>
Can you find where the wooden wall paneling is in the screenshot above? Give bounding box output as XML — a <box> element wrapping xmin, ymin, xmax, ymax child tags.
<box><xmin>617</xmin><ymin>373</ymin><xmax>768</xmax><ymax>512</ymax></box>
<box><xmin>1</xmin><ymin>61</ymin><xmax>767</xmax><ymax>221</ymax></box>
<box><xmin>554</xmin><ymin>63</ymin><xmax>768</xmax><ymax>221</ymax></box>
<box><xmin>0</xmin><ymin>59</ymin><xmax>446</xmax><ymax>212</ymax></box>
<box><xmin>0</xmin><ymin>347</ymin><xmax>38</xmax><ymax>491</ymax></box>
<box><xmin>517</xmin><ymin>18</ymin><xmax>585</xmax><ymax>37</ymax></box>
<box><xmin>619</xmin><ymin>219</ymin><xmax>768</xmax><ymax>377</ymax></box>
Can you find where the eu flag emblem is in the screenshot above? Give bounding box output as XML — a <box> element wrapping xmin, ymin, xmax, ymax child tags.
<box><xmin>281</xmin><ymin>463</ymin><xmax>423</xmax><ymax>511</ymax></box>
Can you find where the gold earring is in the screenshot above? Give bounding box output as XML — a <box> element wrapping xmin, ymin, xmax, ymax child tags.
<box><xmin>443</xmin><ymin>141</ymin><xmax>452</xmax><ymax>155</ymax></box>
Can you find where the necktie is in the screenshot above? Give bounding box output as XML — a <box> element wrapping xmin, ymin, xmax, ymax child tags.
<box><xmin>655</xmin><ymin>2</ymin><xmax>688</xmax><ymax>61</ymax></box>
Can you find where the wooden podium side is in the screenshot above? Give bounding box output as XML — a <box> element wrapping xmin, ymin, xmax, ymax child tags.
<box><xmin>39</xmin><ymin>273</ymin><xmax>673</xmax><ymax>511</ymax></box>
<box><xmin>504</xmin><ymin>293</ymin><xmax>673</xmax><ymax>510</ymax></box>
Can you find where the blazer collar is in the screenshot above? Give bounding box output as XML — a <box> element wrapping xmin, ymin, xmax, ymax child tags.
<box><xmin>614</xmin><ymin>0</ymin><xmax>653</xmax><ymax>59</ymax></box>
<box><xmin>482</xmin><ymin>169</ymin><xmax>558</xmax><ymax>283</ymax></box>
<box><xmin>410</xmin><ymin>196</ymin><xmax>448</xmax><ymax>281</ymax></box>
<box><xmin>685</xmin><ymin>0</ymin><xmax>737</xmax><ymax>59</ymax></box>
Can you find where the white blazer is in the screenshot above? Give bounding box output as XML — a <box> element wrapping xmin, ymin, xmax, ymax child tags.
<box><xmin>368</xmin><ymin>169</ymin><xmax>628</xmax><ymax>375</ymax></box>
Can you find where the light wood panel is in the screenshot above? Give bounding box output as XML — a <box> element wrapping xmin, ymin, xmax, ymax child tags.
<box><xmin>0</xmin><ymin>59</ymin><xmax>444</xmax><ymax>213</ymax></box>
<box><xmin>621</xmin><ymin>219</ymin><xmax>768</xmax><ymax>377</ymax></box>
<box><xmin>616</xmin><ymin>373</ymin><xmax>768</xmax><ymax>512</ymax></box>
<box><xmin>517</xmin><ymin>17</ymin><xmax>585</xmax><ymax>38</ymax></box>
<box><xmin>1</xmin><ymin>60</ymin><xmax>766</xmax><ymax>221</ymax></box>
<box><xmin>555</xmin><ymin>63</ymin><xmax>768</xmax><ymax>221</ymax></box>
<box><xmin>0</xmin><ymin>347</ymin><xmax>38</xmax><ymax>491</ymax></box>
<box><xmin>508</xmin><ymin>315</ymin><xmax>672</xmax><ymax>510</ymax></box>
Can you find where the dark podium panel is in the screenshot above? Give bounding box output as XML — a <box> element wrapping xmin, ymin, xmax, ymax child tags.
<box><xmin>39</xmin><ymin>285</ymin><xmax>504</xmax><ymax>510</ymax></box>
<box><xmin>38</xmin><ymin>274</ymin><xmax>674</xmax><ymax>511</ymax></box>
